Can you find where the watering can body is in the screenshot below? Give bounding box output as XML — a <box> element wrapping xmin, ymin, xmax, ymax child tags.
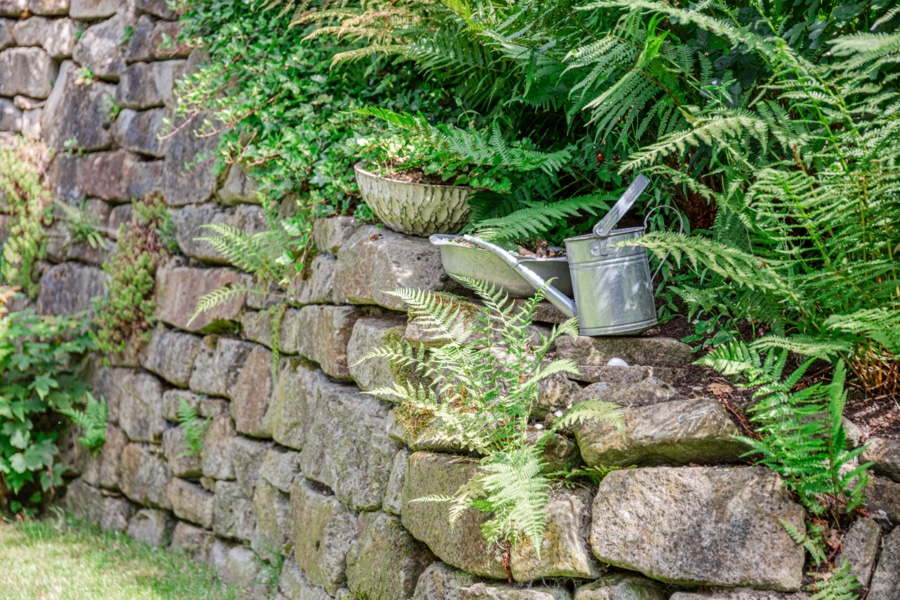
<box><xmin>461</xmin><ymin>174</ymin><xmax>666</xmax><ymax>337</ymax></box>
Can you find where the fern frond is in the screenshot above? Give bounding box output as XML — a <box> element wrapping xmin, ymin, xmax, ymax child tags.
<box><xmin>59</xmin><ymin>393</ymin><xmax>108</xmax><ymax>455</ymax></box>
<box><xmin>474</xmin><ymin>194</ymin><xmax>614</xmax><ymax>244</ymax></box>
<box><xmin>188</xmin><ymin>283</ymin><xmax>258</xmax><ymax>327</ymax></box>
<box><xmin>554</xmin><ymin>399</ymin><xmax>625</xmax><ymax>434</ymax></box>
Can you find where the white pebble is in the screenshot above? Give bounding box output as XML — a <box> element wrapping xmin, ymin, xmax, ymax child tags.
<box><xmin>607</xmin><ymin>357</ymin><xmax>629</xmax><ymax>367</ymax></box>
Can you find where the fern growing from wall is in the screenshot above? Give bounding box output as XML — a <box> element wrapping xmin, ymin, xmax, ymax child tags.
<box><xmin>361</xmin><ymin>278</ymin><xmax>623</xmax><ymax>554</ymax></box>
<box><xmin>59</xmin><ymin>393</ymin><xmax>108</xmax><ymax>455</ymax></box>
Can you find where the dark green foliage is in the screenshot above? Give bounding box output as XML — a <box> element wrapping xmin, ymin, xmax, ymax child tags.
<box><xmin>58</xmin><ymin>393</ymin><xmax>108</xmax><ymax>455</ymax></box>
<box><xmin>94</xmin><ymin>194</ymin><xmax>171</xmax><ymax>357</ymax></box>
<box><xmin>0</xmin><ymin>138</ymin><xmax>53</xmax><ymax>298</ymax></box>
<box><xmin>0</xmin><ymin>288</ymin><xmax>96</xmax><ymax>516</ymax></box>
<box><xmin>177</xmin><ymin>398</ymin><xmax>209</xmax><ymax>458</ymax></box>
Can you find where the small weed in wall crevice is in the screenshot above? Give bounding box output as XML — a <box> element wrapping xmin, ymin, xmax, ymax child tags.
<box><xmin>94</xmin><ymin>193</ymin><xmax>175</xmax><ymax>359</ymax></box>
<box><xmin>177</xmin><ymin>398</ymin><xmax>209</xmax><ymax>458</ymax></box>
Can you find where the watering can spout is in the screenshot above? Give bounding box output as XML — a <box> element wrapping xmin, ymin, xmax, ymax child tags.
<box><xmin>461</xmin><ymin>235</ymin><xmax>577</xmax><ymax>318</ymax></box>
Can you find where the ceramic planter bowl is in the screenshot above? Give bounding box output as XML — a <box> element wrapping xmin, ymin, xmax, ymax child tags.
<box><xmin>354</xmin><ymin>163</ymin><xmax>473</xmax><ymax>236</ymax></box>
<box><xmin>430</xmin><ymin>234</ymin><xmax>573</xmax><ymax>298</ymax></box>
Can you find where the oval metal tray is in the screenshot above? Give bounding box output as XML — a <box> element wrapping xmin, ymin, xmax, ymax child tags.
<box><xmin>430</xmin><ymin>234</ymin><xmax>573</xmax><ymax>299</ymax></box>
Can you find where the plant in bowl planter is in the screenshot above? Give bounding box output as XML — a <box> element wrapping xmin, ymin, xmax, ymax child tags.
<box><xmin>354</xmin><ymin>108</ymin><xmax>574</xmax><ymax>236</ymax></box>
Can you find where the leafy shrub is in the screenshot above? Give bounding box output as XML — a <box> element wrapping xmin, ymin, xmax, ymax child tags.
<box><xmin>93</xmin><ymin>194</ymin><xmax>173</xmax><ymax>357</ymax></box>
<box><xmin>0</xmin><ymin>287</ymin><xmax>97</xmax><ymax>516</ymax></box>
<box><xmin>363</xmin><ymin>279</ymin><xmax>623</xmax><ymax>554</ymax></box>
<box><xmin>0</xmin><ymin>137</ymin><xmax>53</xmax><ymax>298</ymax></box>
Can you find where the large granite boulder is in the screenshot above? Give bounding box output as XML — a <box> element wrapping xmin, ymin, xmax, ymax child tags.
<box><xmin>290</xmin><ymin>478</ymin><xmax>358</xmax><ymax>596</ymax></box>
<box><xmin>556</xmin><ymin>336</ymin><xmax>692</xmax><ymax>369</ymax></box>
<box><xmin>37</xmin><ymin>262</ymin><xmax>107</xmax><ymax>316</ymax></box>
<box><xmin>510</xmin><ymin>488</ymin><xmax>599</xmax><ymax>581</ymax></box>
<box><xmin>334</xmin><ymin>226</ymin><xmax>451</xmax><ymax>311</ymax></box>
<box><xmin>280</xmin><ymin>306</ymin><xmax>363</xmax><ymax>379</ymax></box>
<box><xmin>590</xmin><ymin>466</ymin><xmax>806</xmax><ymax>591</ymax></box>
<box><xmin>42</xmin><ymin>61</ymin><xmax>116</xmax><ymax>151</ymax></box>
<box><xmin>573</xmin><ymin>397</ymin><xmax>747</xmax><ymax>467</ymax></box>
<box><xmin>299</xmin><ymin>376</ymin><xmax>399</xmax><ymax>510</ymax></box>
<box><xmin>402</xmin><ymin>452</ymin><xmax>507</xmax><ymax>579</ymax></box>
<box><xmin>345</xmin><ymin>511</ymin><xmax>435</xmax><ymax>600</ymax></box>
<box><xmin>118</xmin><ymin>443</ymin><xmax>173</xmax><ymax>509</ymax></box>
<box><xmin>0</xmin><ymin>47</ymin><xmax>57</xmax><ymax>97</ymax></box>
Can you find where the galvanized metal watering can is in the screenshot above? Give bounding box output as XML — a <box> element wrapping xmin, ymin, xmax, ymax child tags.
<box><xmin>463</xmin><ymin>175</ymin><xmax>678</xmax><ymax>336</ymax></box>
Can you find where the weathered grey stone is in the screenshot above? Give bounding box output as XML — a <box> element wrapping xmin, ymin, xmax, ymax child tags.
<box><xmin>174</xmin><ymin>203</ymin><xmax>267</xmax><ymax>263</ymax></box>
<box><xmin>112</xmin><ymin>108</ymin><xmax>170</xmax><ymax>158</ymax></box>
<box><xmin>116</xmin><ymin>60</ymin><xmax>185</xmax><ymax>108</ymax></box>
<box><xmin>568</xmin><ymin>364</ymin><xmax>683</xmax><ymax>386</ymax></box>
<box><xmin>27</xmin><ymin>0</ymin><xmax>68</xmax><ymax>14</ymax></box>
<box><xmin>460</xmin><ymin>584</ymin><xmax>572</xmax><ymax>600</ymax></box>
<box><xmin>533</xmin><ymin>373</ymin><xmax>581</xmax><ymax>420</ymax></box>
<box><xmin>72</xmin><ymin>16</ymin><xmax>127</xmax><ymax>80</ymax></box>
<box><xmin>0</xmin><ymin>1</ymin><xmax>24</xmax><ymax>17</ymax></box>
<box><xmin>100</xmin><ymin>495</ymin><xmax>135</xmax><ymax>532</ymax></box>
<box><xmin>279</xmin><ymin>560</ymin><xmax>332</xmax><ymax>600</ymax></box>
<box><xmin>118</xmin><ymin>443</ymin><xmax>172</xmax><ymax>509</ymax></box>
<box><xmin>202</xmin><ymin>414</ymin><xmax>237</xmax><ymax>480</ymax></box>
<box><xmin>163</xmin><ymin>113</ymin><xmax>219</xmax><ymax>205</ymax></box>
<box><xmin>157</xmin><ymin>266</ymin><xmax>250</xmax><ymax>332</ymax></box>
<box><xmin>383</xmin><ymin>449</ymin><xmax>409</xmax><ymax>516</ymax></box>
<box><xmin>209</xmin><ymin>537</ymin><xmax>234</xmax><ymax>572</ymax></box>
<box><xmin>556</xmin><ymin>336</ymin><xmax>692</xmax><ymax>369</ymax></box>
<box><xmin>219</xmin><ymin>163</ymin><xmax>258</xmax><ymax>204</ymax></box>
<box><xmin>591</xmin><ymin>466</ymin><xmax>806</xmax><ymax>591</ymax></box>
<box><xmin>189</xmin><ymin>337</ymin><xmax>254</xmax><ymax>398</ymax></box>
<box><xmin>92</xmin><ymin>367</ymin><xmax>131</xmax><ymax>424</ymax></box>
<box><xmin>135</xmin><ymin>0</ymin><xmax>179</xmax><ymax>19</ymax></box>
<box><xmin>241</xmin><ymin>310</ymin><xmax>276</xmax><ymax>349</ymax></box>
<box><xmin>252</xmin><ymin>478</ymin><xmax>290</xmax><ymax>558</ymax></box>
<box><xmin>170</xmin><ymin>521</ymin><xmax>214</xmax><ymax>562</ymax></box>
<box><xmin>413</xmin><ymin>562</ymin><xmax>480</xmax><ymax>600</ymax></box>
<box><xmin>126</xmin><ymin>509</ymin><xmax>174</xmax><ymax>547</ymax></box>
<box><xmin>82</xmin><ymin>424</ymin><xmax>128</xmax><ymax>489</ymax></box>
<box><xmin>290</xmin><ymin>478</ymin><xmax>358</xmax><ymax>595</ymax></box>
<box><xmin>42</xmin><ymin>61</ymin><xmax>116</xmax><ymax>151</ymax></box>
<box><xmin>37</xmin><ymin>260</ymin><xmax>107</xmax><ymax>316</ymax></box>
<box><xmin>574</xmin><ymin>397</ymin><xmax>746</xmax><ymax>467</ymax></box>
<box><xmin>13</xmin><ymin>17</ymin><xmax>79</xmax><ymax>58</ymax></box>
<box><xmin>869</xmin><ymin>526</ymin><xmax>900</xmax><ymax>600</ymax></box>
<box><xmin>510</xmin><ymin>487</ymin><xmax>599</xmax><ymax>581</ymax></box>
<box><xmin>532</xmin><ymin>430</ymin><xmax>582</xmax><ymax>473</ymax></box>
<box><xmin>836</xmin><ymin>517</ymin><xmax>881</xmax><ymax>589</ymax></box>
<box><xmin>281</xmin><ymin>306</ymin><xmax>363</xmax><ymax>379</ymax></box>
<box><xmin>347</xmin><ymin>315</ymin><xmax>407</xmax><ymax>396</ymax></box>
<box><xmin>402</xmin><ymin>452</ymin><xmax>506</xmax><ymax>579</ymax></box>
<box><xmin>221</xmin><ymin>545</ymin><xmax>261</xmax><ymax>590</ymax></box>
<box><xmin>70</xmin><ymin>0</ymin><xmax>116</xmax><ymax>18</ymax></box>
<box><xmin>577</xmin><ymin>377</ymin><xmax>677</xmax><ymax>409</ymax></box>
<box><xmin>0</xmin><ymin>47</ymin><xmax>57</xmax><ymax>98</ymax></box>
<box><xmin>162</xmin><ymin>389</ymin><xmax>204</xmax><ymax>421</ymax></box>
<box><xmin>126</xmin><ymin>17</ymin><xmax>191</xmax><ymax>62</ymax></box>
<box><xmin>64</xmin><ymin>478</ymin><xmax>104</xmax><ymax>524</ymax></box>
<box><xmin>862</xmin><ymin>437</ymin><xmax>900</xmax><ymax>483</ymax></box>
<box><xmin>0</xmin><ymin>19</ymin><xmax>11</xmax><ymax>49</ymax></box>
<box><xmin>313</xmin><ymin>217</ymin><xmax>360</xmax><ymax>254</ymax></box>
<box><xmin>334</xmin><ymin>225</ymin><xmax>450</xmax><ymax>310</ymax></box>
<box><xmin>259</xmin><ymin>447</ymin><xmax>301</xmax><ymax>493</ymax></box>
<box><xmin>117</xmin><ymin>370</ymin><xmax>166</xmax><ymax>443</ymax></box>
<box><xmin>288</xmin><ymin>253</ymin><xmax>336</xmax><ymax>306</ymax></box>
<box><xmin>57</xmin><ymin>419</ymin><xmax>88</xmax><ymax>476</ymax></box>
<box><xmin>346</xmin><ymin>511</ymin><xmax>435</xmax><ymax>600</ymax></box>
<box><xmin>232</xmin><ymin>437</ymin><xmax>272</xmax><ymax>497</ymax></box>
<box><xmin>230</xmin><ymin>344</ymin><xmax>274</xmax><ymax>438</ymax></box>
<box><xmin>574</xmin><ymin>575</ymin><xmax>666</xmax><ymax>600</ymax></box>
<box><xmin>866</xmin><ymin>475</ymin><xmax>900</xmax><ymax>526</ymax></box>
<box><xmin>0</xmin><ymin>97</ymin><xmax>19</xmax><ymax>131</ymax></box>
<box><xmin>162</xmin><ymin>427</ymin><xmax>203</xmax><ymax>478</ymax></box>
<box><xmin>215</xmin><ymin>480</ymin><xmax>256</xmax><ymax>542</ymax></box>
<box><xmin>670</xmin><ymin>592</ymin><xmax>809</xmax><ymax>600</ymax></box>
<box><xmin>267</xmin><ymin>360</ymin><xmax>320</xmax><ymax>451</ymax></box>
<box><xmin>168</xmin><ymin>477</ymin><xmax>214</xmax><ymax>528</ymax></box>
<box><xmin>300</xmin><ymin>377</ymin><xmax>399</xmax><ymax>510</ymax></box>
<box><xmin>76</xmin><ymin>150</ymin><xmax>162</xmax><ymax>202</ymax></box>
<box><xmin>139</xmin><ymin>328</ymin><xmax>200</xmax><ymax>387</ymax></box>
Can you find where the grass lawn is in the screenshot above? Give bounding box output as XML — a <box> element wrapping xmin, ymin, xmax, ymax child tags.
<box><xmin>0</xmin><ymin>512</ymin><xmax>241</xmax><ymax>600</ymax></box>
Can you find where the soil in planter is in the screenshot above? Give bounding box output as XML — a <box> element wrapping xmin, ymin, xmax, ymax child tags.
<box><xmin>370</xmin><ymin>164</ymin><xmax>461</xmax><ymax>186</ymax></box>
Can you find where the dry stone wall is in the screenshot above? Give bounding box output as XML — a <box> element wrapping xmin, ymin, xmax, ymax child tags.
<box><xmin>3</xmin><ymin>2</ymin><xmax>900</xmax><ymax>599</ymax></box>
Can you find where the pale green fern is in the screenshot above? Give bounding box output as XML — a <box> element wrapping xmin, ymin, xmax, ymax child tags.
<box><xmin>59</xmin><ymin>393</ymin><xmax>108</xmax><ymax>455</ymax></box>
<box><xmin>177</xmin><ymin>398</ymin><xmax>209</xmax><ymax>458</ymax></box>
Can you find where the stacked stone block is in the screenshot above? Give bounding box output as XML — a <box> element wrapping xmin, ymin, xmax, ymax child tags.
<box><xmin>4</xmin><ymin>0</ymin><xmax>900</xmax><ymax>597</ymax></box>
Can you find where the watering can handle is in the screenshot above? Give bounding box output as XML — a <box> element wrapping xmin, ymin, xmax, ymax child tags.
<box><xmin>643</xmin><ymin>204</ymin><xmax>686</xmax><ymax>282</ymax></box>
<box><xmin>593</xmin><ymin>174</ymin><xmax>651</xmax><ymax>238</ymax></box>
